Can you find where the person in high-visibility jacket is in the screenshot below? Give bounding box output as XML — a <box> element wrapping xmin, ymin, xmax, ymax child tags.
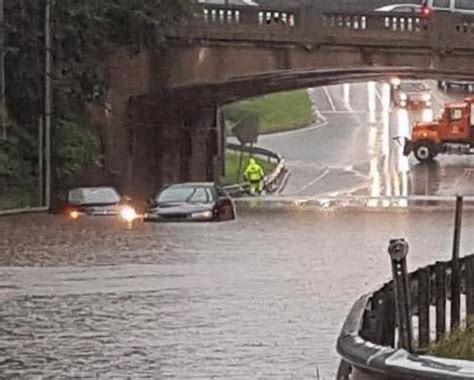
<box><xmin>244</xmin><ymin>158</ymin><xmax>265</xmax><ymax>195</ymax></box>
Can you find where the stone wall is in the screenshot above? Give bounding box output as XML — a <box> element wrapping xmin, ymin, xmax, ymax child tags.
<box><xmin>84</xmin><ymin>48</ymin><xmax>221</xmax><ymax>200</ymax></box>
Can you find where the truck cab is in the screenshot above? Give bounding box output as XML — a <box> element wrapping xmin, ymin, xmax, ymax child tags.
<box><xmin>404</xmin><ymin>97</ymin><xmax>474</xmax><ymax>162</ymax></box>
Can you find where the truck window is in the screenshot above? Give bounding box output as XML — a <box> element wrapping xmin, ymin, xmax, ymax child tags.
<box><xmin>450</xmin><ymin>108</ymin><xmax>463</xmax><ymax>121</ymax></box>
<box><xmin>470</xmin><ymin>106</ymin><xmax>474</xmax><ymax>126</ymax></box>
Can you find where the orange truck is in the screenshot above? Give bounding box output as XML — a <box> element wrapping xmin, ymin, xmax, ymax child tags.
<box><xmin>403</xmin><ymin>97</ymin><xmax>474</xmax><ymax>163</ymax></box>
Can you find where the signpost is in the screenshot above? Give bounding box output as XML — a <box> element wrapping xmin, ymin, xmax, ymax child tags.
<box><xmin>231</xmin><ymin>112</ymin><xmax>260</xmax><ymax>182</ymax></box>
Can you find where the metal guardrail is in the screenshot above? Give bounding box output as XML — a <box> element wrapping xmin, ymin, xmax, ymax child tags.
<box><xmin>337</xmin><ymin>245</ymin><xmax>474</xmax><ymax>380</ymax></box>
<box><xmin>223</xmin><ymin>143</ymin><xmax>287</xmax><ymax>196</ymax></box>
<box><xmin>0</xmin><ymin>206</ymin><xmax>49</xmax><ymax>216</ymax></box>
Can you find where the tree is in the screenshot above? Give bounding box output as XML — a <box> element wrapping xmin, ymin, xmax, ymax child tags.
<box><xmin>2</xmin><ymin>0</ymin><xmax>190</xmax><ymax>191</ymax></box>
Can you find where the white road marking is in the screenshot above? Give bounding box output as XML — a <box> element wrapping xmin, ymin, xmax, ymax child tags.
<box><xmin>374</xmin><ymin>84</ymin><xmax>384</xmax><ymax>107</ymax></box>
<box><xmin>343</xmin><ymin>83</ymin><xmax>354</xmax><ymax>112</ymax></box>
<box><xmin>323</xmin><ymin>86</ymin><xmax>337</xmax><ymax>112</ymax></box>
<box><xmin>295</xmin><ymin>167</ymin><xmax>330</xmax><ymax>195</ymax></box>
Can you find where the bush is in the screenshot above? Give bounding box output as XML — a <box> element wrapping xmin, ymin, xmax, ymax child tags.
<box><xmin>55</xmin><ymin>119</ymin><xmax>100</xmax><ymax>183</ymax></box>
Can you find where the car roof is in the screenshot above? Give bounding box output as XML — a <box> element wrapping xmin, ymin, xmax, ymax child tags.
<box><xmin>376</xmin><ymin>4</ymin><xmax>420</xmax><ymax>11</ymax></box>
<box><xmin>69</xmin><ymin>186</ymin><xmax>119</xmax><ymax>192</ymax></box>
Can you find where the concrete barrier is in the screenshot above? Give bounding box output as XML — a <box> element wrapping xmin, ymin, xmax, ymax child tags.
<box><xmin>336</xmin><ymin>252</ymin><xmax>474</xmax><ymax>380</ymax></box>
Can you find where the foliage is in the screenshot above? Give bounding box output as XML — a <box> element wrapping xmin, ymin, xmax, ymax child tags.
<box><xmin>430</xmin><ymin>324</ymin><xmax>474</xmax><ymax>360</ymax></box>
<box><xmin>1</xmin><ymin>0</ymin><xmax>190</xmax><ymax>198</ymax></box>
<box><xmin>223</xmin><ymin>89</ymin><xmax>315</xmax><ymax>135</ymax></box>
<box><xmin>0</xmin><ymin>129</ymin><xmax>34</xmax><ymax>189</ymax></box>
<box><xmin>54</xmin><ymin>119</ymin><xmax>100</xmax><ymax>182</ymax></box>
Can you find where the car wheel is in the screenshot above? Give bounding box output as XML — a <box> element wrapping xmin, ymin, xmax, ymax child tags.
<box><xmin>414</xmin><ymin>142</ymin><xmax>435</xmax><ymax>163</ymax></box>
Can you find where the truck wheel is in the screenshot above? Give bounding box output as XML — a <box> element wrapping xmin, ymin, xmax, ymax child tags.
<box><xmin>414</xmin><ymin>142</ymin><xmax>434</xmax><ymax>163</ymax></box>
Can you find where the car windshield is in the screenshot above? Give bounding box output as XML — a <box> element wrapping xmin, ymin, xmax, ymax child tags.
<box><xmin>68</xmin><ymin>187</ymin><xmax>121</xmax><ymax>205</ymax></box>
<box><xmin>399</xmin><ymin>82</ymin><xmax>428</xmax><ymax>92</ymax></box>
<box><xmin>157</xmin><ymin>186</ymin><xmax>214</xmax><ymax>204</ymax></box>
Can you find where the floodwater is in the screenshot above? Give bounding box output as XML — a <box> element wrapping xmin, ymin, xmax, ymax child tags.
<box><xmin>0</xmin><ymin>209</ymin><xmax>470</xmax><ymax>379</ymax></box>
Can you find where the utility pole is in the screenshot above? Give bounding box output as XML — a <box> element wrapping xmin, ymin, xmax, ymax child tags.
<box><xmin>44</xmin><ymin>0</ymin><xmax>52</xmax><ymax>209</ymax></box>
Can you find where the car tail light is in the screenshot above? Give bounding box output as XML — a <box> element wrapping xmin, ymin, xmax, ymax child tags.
<box><xmin>421</xmin><ymin>6</ymin><xmax>432</xmax><ymax>18</ymax></box>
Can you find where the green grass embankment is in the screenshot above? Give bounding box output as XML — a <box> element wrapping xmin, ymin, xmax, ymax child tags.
<box><xmin>220</xmin><ymin>151</ymin><xmax>276</xmax><ymax>186</ymax></box>
<box><xmin>430</xmin><ymin>325</ymin><xmax>474</xmax><ymax>360</ymax></box>
<box><xmin>223</xmin><ymin>89</ymin><xmax>316</xmax><ymax>134</ymax></box>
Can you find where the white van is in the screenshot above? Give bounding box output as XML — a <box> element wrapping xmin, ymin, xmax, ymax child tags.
<box><xmin>422</xmin><ymin>0</ymin><xmax>474</xmax><ymax>15</ymax></box>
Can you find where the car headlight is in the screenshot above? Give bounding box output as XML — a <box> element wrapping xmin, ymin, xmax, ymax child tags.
<box><xmin>400</xmin><ymin>93</ymin><xmax>407</xmax><ymax>100</ymax></box>
<box><xmin>390</xmin><ymin>77</ymin><xmax>401</xmax><ymax>87</ymax></box>
<box><xmin>422</xmin><ymin>93</ymin><xmax>431</xmax><ymax>101</ymax></box>
<box><xmin>191</xmin><ymin>210</ymin><xmax>213</xmax><ymax>220</ymax></box>
<box><xmin>120</xmin><ymin>206</ymin><xmax>137</xmax><ymax>222</ymax></box>
<box><xmin>69</xmin><ymin>210</ymin><xmax>80</xmax><ymax>220</ymax></box>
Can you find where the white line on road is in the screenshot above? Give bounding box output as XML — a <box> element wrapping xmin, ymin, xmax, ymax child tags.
<box><xmin>343</xmin><ymin>83</ymin><xmax>354</xmax><ymax>112</ymax></box>
<box><xmin>323</xmin><ymin>86</ymin><xmax>337</xmax><ymax>112</ymax></box>
<box><xmin>296</xmin><ymin>167</ymin><xmax>330</xmax><ymax>195</ymax></box>
<box><xmin>374</xmin><ymin>84</ymin><xmax>384</xmax><ymax>107</ymax></box>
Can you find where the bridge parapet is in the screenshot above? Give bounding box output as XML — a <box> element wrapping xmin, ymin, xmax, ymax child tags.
<box><xmin>176</xmin><ymin>5</ymin><xmax>474</xmax><ymax>52</ymax></box>
<box><xmin>190</xmin><ymin>3</ymin><xmax>300</xmax><ymax>27</ymax></box>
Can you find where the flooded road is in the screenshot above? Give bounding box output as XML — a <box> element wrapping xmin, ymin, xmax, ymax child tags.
<box><xmin>261</xmin><ymin>81</ymin><xmax>474</xmax><ymax>200</ymax></box>
<box><xmin>0</xmin><ymin>210</ymin><xmax>472</xmax><ymax>379</ymax></box>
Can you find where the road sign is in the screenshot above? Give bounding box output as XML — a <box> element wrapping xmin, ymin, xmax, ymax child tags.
<box><xmin>231</xmin><ymin>112</ymin><xmax>260</xmax><ymax>145</ymax></box>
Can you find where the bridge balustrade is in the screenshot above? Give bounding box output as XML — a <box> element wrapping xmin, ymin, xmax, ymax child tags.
<box><xmin>323</xmin><ymin>12</ymin><xmax>423</xmax><ymax>33</ymax></box>
<box><xmin>193</xmin><ymin>4</ymin><xmax>298</xmax><ymax>28</ymax></box>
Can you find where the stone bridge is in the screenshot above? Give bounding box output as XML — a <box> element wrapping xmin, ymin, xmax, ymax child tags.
<box><xmin>97</xmin><ymin>4</ymin><xmax>474</xmax><ymax>199</ymax></box>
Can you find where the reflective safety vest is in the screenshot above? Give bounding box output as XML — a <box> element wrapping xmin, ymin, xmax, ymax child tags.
<box><xmin>245</xmin><ymin>161</ymin><xmax>264</xmax><ymax>181</ymax></box>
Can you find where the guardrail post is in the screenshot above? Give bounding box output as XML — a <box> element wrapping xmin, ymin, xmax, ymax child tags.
<box><xmin>435</xmin><ymin>261</ymin><xmax>447</xmax><ymax>341</ymax></box>
<box><xmin>418</xmin><ymin>267</ymin><xmax>431</xmax><ymax>349</ymax></box>
<box><xmin>451</xmin><ymin>195</ymin><xmax>463</xmax><ymax>331</ymax></box>
<box><xmin>388</xmin><ymin>238</ymin><xmax>413</xmax><ymax>352</ymax></box>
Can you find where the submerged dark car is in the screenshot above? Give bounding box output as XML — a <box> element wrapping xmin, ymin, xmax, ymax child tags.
<box><xmin>145</xmin><ymin>183</ymin><xmax>236</xmax><ymax>222</ymax></box>
<box><xmin>62</xmin><ymin>187</ymin><xmax>137</xmax><ymax>221</ymax></box>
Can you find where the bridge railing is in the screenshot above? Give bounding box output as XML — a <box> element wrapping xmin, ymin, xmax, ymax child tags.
<box><xmin>337</xmin><ymin>242</ymin><xmax>474</xmax><ymax>380</ymax></box>
<box><xmin>190</xmin><ymin>4</ymin><xmax>300</xmax><ymax>28</ymax></box>
<box><xmin>176</xmin><ymin>5</ymin><xmax>474</xmax><ymax>51</ymax></box>
<box><xmin>322</xmin><ymin>11</ymin><xmax>424</xmax><ymax>33</ymax></box>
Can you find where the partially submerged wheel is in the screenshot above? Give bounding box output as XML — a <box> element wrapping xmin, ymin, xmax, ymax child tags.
<box><xmin>414</xmin><ymin>142</ymin><xmax>435</xmax><ymax>163</ymax></box>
